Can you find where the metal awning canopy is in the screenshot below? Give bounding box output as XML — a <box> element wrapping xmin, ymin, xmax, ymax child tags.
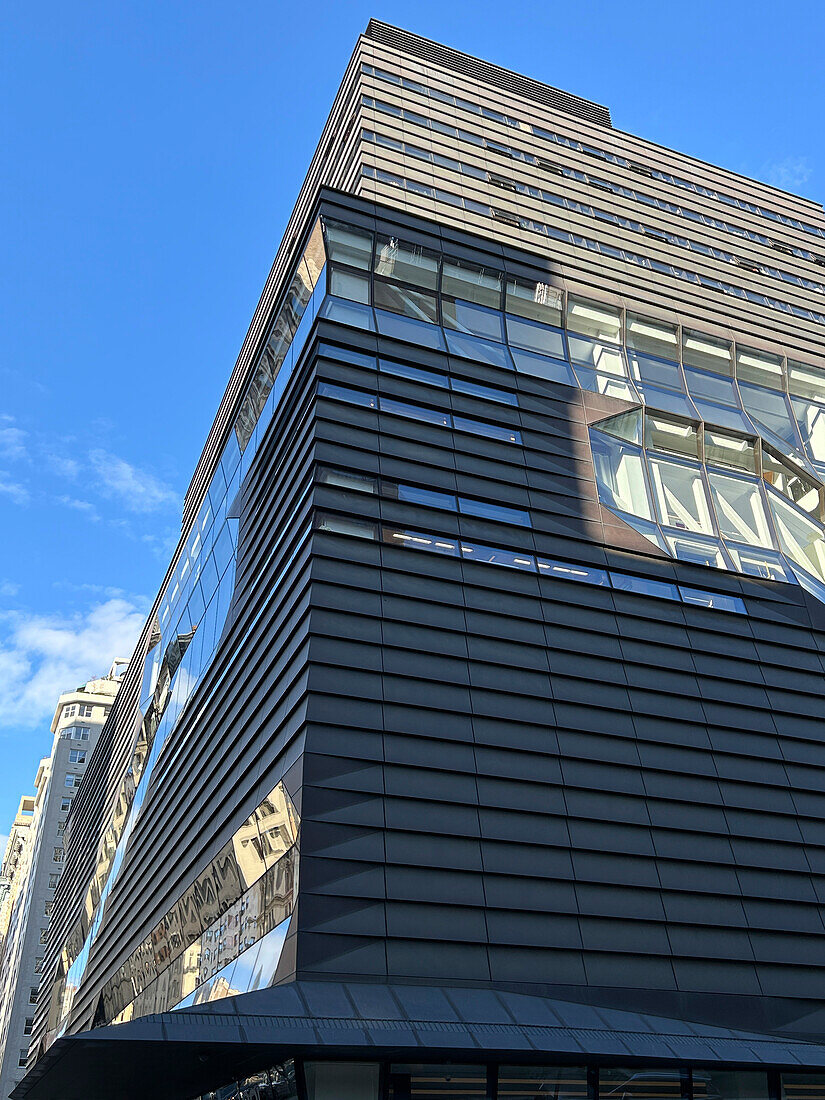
<box><xmin>14</xmin><ymin>982</ymin><xmax>825</xmax><ymax>1100</ymax></box>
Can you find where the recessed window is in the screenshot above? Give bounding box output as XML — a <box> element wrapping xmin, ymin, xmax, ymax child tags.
<box><xmin>626</xmin><ymin>312</ymin><xmax>679</xmax><ymax>359</ymax></box>
<box><xmin>648</xmin><ymin>455</ymin><xmax>714</xmax><ymax>534</ymax></box>
<box><xmin>736</xmin><ymin>345</ymin><xmax>784</xmax><ymax>389</ymax></box>
<box><xmin>23</xmin><ymin>1018</ymin><xmax>33</xmax><ymax>1036</ymax></box>
<box><xmin>60</xmin><ymin>798</ymin><xmax>71</xmax><ymax>812</ymax></box>
<box><xmin>374</xmin><ymin>235</ymin><xmax>439</xmax><ymax>290</ymax></box>
<box><xmin>680</xmin><ymin>586</ymin><xmax>745</xmax><ymax>613</ymax></box>
<box><xmin>317</xmin><ymin>468</ymin><xmax>378</xmax><ymax>494</ymax></box>
<box><xmin>505</xmin><ymin>276</ymin><xmax>562</xmax><ymax>326</ymax></box>
<box><xmin>317</xmin><ymin>381</ymin><xmax>376</xmax><ymax>408</ymax></box>
<box><xmin>611</xmin><ymin>573</ymin><xmax>680</xmax><ymax>601</ymax></box>
<box><xmin>68</xmin><ymin>749</ymin><xmax>86</xmax><ymax>764</ymax></box>
<box><xmin>537</xmin><ymin>559</ymin><xmax>610</xmax><ymax>586</ymax></box>
<box><xmin>441</xmin><ymin>257</ymin><xmax>502</xmax><ymax>308</ymax></box>
<box><xmin>567</xmin><ymin>295</ymin><xmax>621</xmax><ymax>343</ymax></box>
<box><xmin>682</xmin><ymin>329</ymin><xmax>733</xmax><ymax>374</ymax></box>
<box><xmin>53</xmin><ymin>848</ymin><xmax>64</xmax><ymax>862</ymax></box>
<box><xmin>645</xmin><ymin>414</ymin><xmax>699</xmax><ymax>459</ymax></box>
<box><xmin>323</xmin><ymin>219</ymin><xmax>373</xmax><ymax>270</ymax></box>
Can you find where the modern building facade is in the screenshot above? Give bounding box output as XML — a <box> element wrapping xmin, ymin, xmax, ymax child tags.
<box><xmin>16</xmin><ymin>20</ymin><xmax>825</xmax><ymax>1100</ymax></box>
<box><xmin>0</xmin><ymin>668</ymin><xmax>123</xmax><ymax>1098</ymax></box>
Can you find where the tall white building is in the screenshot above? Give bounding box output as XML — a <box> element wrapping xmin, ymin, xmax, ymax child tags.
<box><xmin>0</xmin><ymin>664</ymin><xmax>125</xmax><ymax>1099</ymax></box>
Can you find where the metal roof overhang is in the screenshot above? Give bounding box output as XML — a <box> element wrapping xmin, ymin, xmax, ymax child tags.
<box><xmin>14</xmin><ymin>982</ymin><xmax>825</xmax><ymax>1100</ymax></box>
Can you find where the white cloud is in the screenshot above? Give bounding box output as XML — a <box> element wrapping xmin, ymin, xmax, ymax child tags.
<box><xmin>0</xmin><ymin>473</ymin><xmax>29</xmax><ymax>505</ymax></box>
<box><xmin>764</xmin><ymin>156</ymin><xmax>812</xmax><ymax>193</ymax></box>
<box><xmin>88</xmin><ymin>450</ymin><xmax>178</xmax><ymax>514</ymax></box>
<box><xmin>57</xmin><ymin>495</ymin><xmax>100</xmax><ymax>520</ymax></box>
<box><xmin>0</xmin><ymin>580</ymin><xmax>20</xmax><ymax>598</ymax></box>
<box><xmin>0</xmin><ymin>426</ymin><xmax>27</xmax><ymax>462</ymax></box>
<box><xmin>0</xmin><ymin>597</ymin><xmax>148</xmax><ymax>730</ymax></box>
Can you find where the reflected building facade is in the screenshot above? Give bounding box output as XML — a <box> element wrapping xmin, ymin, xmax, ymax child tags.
<box><xmin>0</xmin><ymin>667</ymin><xmax>122</xmax><ymax>1100</ymax></box>
<box><xmin>16</xmin><ymin>21</ymin><xmax>825</xmax><ymax>1100</ymax></box>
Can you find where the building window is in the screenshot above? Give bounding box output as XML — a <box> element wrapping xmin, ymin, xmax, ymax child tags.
<box><xmin>44</xmin><ymin>901</ymin><xmax>54</xmax><ymax>916</ymax></box>
<box><xmin>48</xmin><ymin>873</ymin><xmax>59</xmax><ymax>888</ymax></box>
<box><xmin>18</xmin><ymin>1051</ymin><xmax>28</xmax><ymax>1068</ymax></box>
<box><xmin>64</xmin><ymin>725</ymin><xmax>90</xmax><ymax>741</ymax></box>
<box><xmin>78</xmin><ymin>703</ymin><xmax>93</xmax><ymax>718</ymax></box>
<box><xmin>64</xmin><ymin>773</ymin><xmax>80</xmax><ymax>788</ymax></box>
<box><xmin>28</xmin><ymin>989</ymin><xmax>38</xmax><ymax>1005</ymax></box>
<box><xmin>53</xmin><ymin>848</ymin><xmax>64</xmax><ymax>862</ymax></box>
<box><xmin>68</xmin><ymin>749</ymin><xmax>86</xmax><ymax>764</ymax></box>
<box><xmin>56</xmin><ymin>822</ymin><xmax>65</xmax><ymax>835</ymax></box>
<box><xmin>34</xmin><ymin>958</ymin><xmax>43</xmax><ymax>974</ymax></box>
<box><xmin>39</xmin><ymin>928</ymin><xmax>49</xmax><ymax>944</ymax></box>
<box><xmin>60</xmin><ymin>797</ymin><xmax>72</xmax><ymax>811</ymax></box>
<box><xmin>62</xmin><ymin>704</ymin><xmax>77</xmax><ymax>719</ymax></box>
<box><xmin>23</xmin><ymin>1018</ymin><xmax>33</xmax><ymax>1036</ymax></box>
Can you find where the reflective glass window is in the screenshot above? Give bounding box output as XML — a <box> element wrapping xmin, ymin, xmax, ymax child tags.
<box><xmin>664</xmin><ymin>530</ymin><xmax>729</xmax><ymax>568</ymax></box>
<box><xmin>645</xmin><ymin>414</ymin><xmax>699</xmax><ymax>458</ymax></box>
<box><xmin>767</xmin><ymin>488</ymin><xmax>825</xmax><ymax>581</ymax></box>
<box><xmin>736</xmin><ymin>345</ymin><xmax>785</xmax><ymax>389</ymax></box>
<box><xmin>708</xmin><ymin>470</ymin><xmax>772</xmax><ymax>545</ymax></box>
<box><xmin>315</xmin><ymin>514</ymin><xmax>377</xmax><ymax>540</ymax></box>
<box><xmin>380</xmin><ymin>358</ymin><xmax>447</xmax><ymax>388</ymax></box>
<box><xmin>397</xmin><ymin>484</ymin><xmax>455</xmax><ymax>509</ymax></box>
<box><xmin>792</xmin><ymin>396</ymin><xmax>825</xmax><ymax>463</ymax></box>
<box><xmin>626</xmin><ymin>312</ymin><xmax>679</xmax><ymax>359</ymax></box>
<box><xmin>442</xmin><ymin>257</ymin><xmax>502</xmax><ymax>308</ymax></box>
<box><xmin>322</xmin><ymin>220</ymin><xmax>373</xmax><ymax>270</ymax></box>
<box><xmin>591</xmin><ymin>432</ymin><xmax>652</xmax><ymax>519</ymax></box>
<box><xmin>575</xmin><ymin>366</ymin><xmax>638</xmax><ymax>402</ymax></box>
<box><xmin>680</xmin><ymin>586</ymin><xmax>745</xmax><ymax>612</ymax></box>
<box><xmin>499</xmin><ymin>1067</ymin><xmax>587</xmax><ymax>1100</ymax></box>
<box><xmin>739</xmin><ymin>382</ymin><xmax>804</xmax><ymax>453</ymax></box>
<box><xmin>382</xmin><ymin>527</ymin><xmax>458</xmax><ymax>555</ymax></box>
<box><xmin>453</xmin><ymin>415</ymin><xmax>521</xmax><ymax>443</ymax></box>
<box><xmin>379</xmin><ymin>396</ymin><xmax>450</xmax><ymax>427</ymax></box>
<box><xmin>512</xmin><ymin>348</ymin><xmax>577</xmax><ymax>388</ymax></box>
<box><xmin>610</xmin><ymin>574</ymin><xmax>681</xmax><ymax>601</ymax></box>
<box><xmin>451</xmin><ymin>377</ymin><xmax>517</xmax><ymax>406</ymax></box>
<box><xmin>317</xmin><ymin>468</ymin><xmax>378</xmax><ymax>494</ymax></box>
<box><xmin>636</xmin><ymin>383</ymin><xmax>698</xmax><ymax>420</ymax></box>
<box><xmin>317</xmin><ymin>382</ymin><xmax>376</xmax><ymax>408</ymax></box>
<box><xmin>683</xmin><ymin>365</ymin><xmax>740</xmax><ymax>407</ymax></box>
<box><xmin>458</xmin><ymin>497</ymin><xmax>530</xmax><ymax>526</ymax></box>
<box><xmin>374</xmin><ymin>308</ymin><xmax>446</xmax><ymax>349</ymax></box>
<box><xmin>329</xmin><ymin>268</ymin><xmax>370</xmax><ymax>304</ymax></box>
<box><xmin>319</xmin><ymin>296</ymin><xmax>375</xmax><ymax>330</ymax></box>
<box><xmin>595</xmin><ymin>408</ymin><xmax>643</xmax><ymax>445</ymax></box>
<box><xmin>567</xmin><ymin>294</ymin><xmax>621</xmax><ymax>342</ymax></box>
<box><xmin>568</xmin><ymin>334</ymin><xmax>627</xmax><ymax>376</ymax></box>
<box><xmin>693</xmin><ymin>1071</ymin><xmax>769</xmax><ymax>1100</ymax></box>
<box><xmin>506</xmin><ymin>315</ymin><xmax>566</xmax><ymax>358</ymax></box>
<box><xmin>374</xmin><ymin>235</ymin><xmax>439</xmax><ymax>289</ymax></box>
<box><xmin>388</xmin><ymin>1065</ymin><xmax>487</xmax><ymax>1100</ymax></box>
<box><xmin>726</xmin><ymin>544</ymin><xmax>794</xmax><ymax>582</ymax></box>
<box><xmin>374</xmin><ymin>280</ymin><xmax>438</xmax><ymax>322</ymax></box>
<box><xmin>682</xmin><ymin>329</ymin><xmax>733</xmax><ymax>374</ymax></box>
<box><xmin>628</xmin><ymin>350</ymin><xmax>683</xmax><ymax>391</ymax></box>
<box><xmin>460</xmin><ymin>542</ymin><xmax>534</xmax><ymax>569</ymax></box>
<box><xmin>306</xmin><ymin>1063</ymin><xmax>381</xmax><ymax>1100</ymax></box>
<box><xmin>317</xmin><ymin>342</ymin><xmax>376</xmax><ymax>370</ymax></box>
<box><xmin>506</xmin><ymin>276</ymin><xmax>563</xmax><ymax>326</ymax></box>
<box><xmin>648</xmin><ymin>455</ymin><xmax>714</xmax><ymax>533</ymax></box>
<box><xmin>762</xmin><ymin>448</ymin><xmax>823</xmax><ymax>517</ymax></box>
<box><xmin>788</xmin><ymin>360</ymin><xmax>825</xmax><ymax>401</ymax></box>
<box><xmin>443</xmin><ymin>298</ymin><xmax>505</xmax><ymax>341</ymax></box>
<box><xmin>781</xmin><ymin>1074</ymin><xmax>825</xmax><ymax>1100</ymax></box>
<box><xmin>704</xmin><ymin>428</ymin><xmax>756</xmax><ymax>472</ymax></box>
<box><xmin>537</xmin><ymin>558</ymin><xmax>610</xmax><ymax>585</ymax></box>
<box><xmin>445</xmin><ymin>330</ymin><xmax>514</xmax><ymax>369</ymax></box>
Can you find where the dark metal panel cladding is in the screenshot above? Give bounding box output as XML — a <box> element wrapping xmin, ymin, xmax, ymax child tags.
<box><xmin>364</xmin><ymin>19</ymin><xmax>613</xmax><ymax>127</ymax></box>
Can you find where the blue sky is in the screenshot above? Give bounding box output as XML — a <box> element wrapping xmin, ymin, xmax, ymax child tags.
<box><xmin>1</xmin><ymin>0</ymin><xmax>824</xmax><ymax>848</ymax></box>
